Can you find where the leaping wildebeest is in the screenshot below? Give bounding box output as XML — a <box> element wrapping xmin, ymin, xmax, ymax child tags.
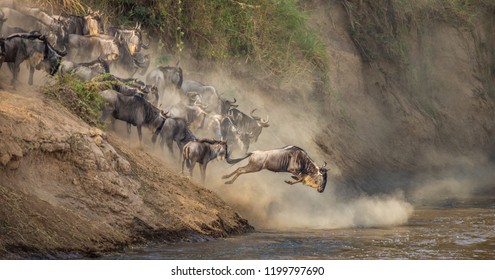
<box><xmin>181</xmin><ymin>139</ymin><xmax>231</xmax><ymax>184</ymax></box>
<box><xmin>0</xmin><ymin>33</ymin><xmax>66</xmax><ymax>89</ymax></box>
<box><xmin>222</xmin><ymin>145</ymin><xmax>328</xmax><ymax>193</ymax></box>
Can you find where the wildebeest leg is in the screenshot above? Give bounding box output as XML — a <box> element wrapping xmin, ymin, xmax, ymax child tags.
<box><xmin>198</xmin><ymin>114</ymin><xmax>206</xmax><ymax>129</ymax></box>
<box><xmin>199</xmin><ymin>163</ymin><xmax>207</xmax><ymax>184</ymax></box>
<box><xmin>189</xmin><ymin>161</ymin><xmax>196</xmax><ymax>178</ymax></box>
<box><xmin>284</xmin><ymin>176</ymin><xmax>303</xmax><ymax>185</ymax></box>
<box><xmin>166</xmin><ymin>138</ymin><xmax>174</xmax><ymax>155</ymax></box>
<box><xmin>126</xmin><ymin>123</ymin><xmax>132</xmax><ymax>137</ymax></box>
<box><xmin>136</xmin><ymin>125</ymin><xmax>142</xmax><ymax>144</ymax></box>
<box><xmin>9</xmin><ymin>62</ymin><xmax>20</xmax><ymax>89</ymax></box>
<box><xmin>223</xmin><ymin>163</ymin><xmax>261</xmax><ymax>184</ymax></box>
<box><xmin>180</xmin><ymin>156</ymin><xmax>186</xmax><ymax>175</ymax></box>
<box><xmin>28</xmin><ymin>66</ymin><xmax>35</xmax><ymax>85</ymax></box>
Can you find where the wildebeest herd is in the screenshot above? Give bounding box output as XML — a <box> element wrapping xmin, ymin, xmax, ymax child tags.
<box><xmin>0</xmin><ymin>2</ymin><xmax>328</xmax><ymax>193</ymax></box>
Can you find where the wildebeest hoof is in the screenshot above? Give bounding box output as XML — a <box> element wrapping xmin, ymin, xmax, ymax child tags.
<box><xmin>224</xmin><ymin>180</ymin><xmax>233</xmax><ymax>184</ymax></box>
<box><xmin>221</xmin><ymin>175</ymin><xmax>229</xmax><ymax>179</ymax></box>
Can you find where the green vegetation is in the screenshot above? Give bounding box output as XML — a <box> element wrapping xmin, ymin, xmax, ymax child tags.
<box><xmin>43</xmin><ymin>74</ymin><xmax>110</xmax><ymax>126</ymax></box>
<box><xmin>32</xmin><ymin>0</ymin><xmax>327</xmax><ymax>81</ymax></box>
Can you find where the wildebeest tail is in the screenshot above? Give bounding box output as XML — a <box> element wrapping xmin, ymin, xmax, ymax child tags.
<box><xmin>226</xmin><ymin>153</ymin><xmax>252</xmax><ymax>165</ymax></box>
<box><xmin>182</xmin><ymin>145</ymin><xmax>191</xmax><ymax>169</ymax></box>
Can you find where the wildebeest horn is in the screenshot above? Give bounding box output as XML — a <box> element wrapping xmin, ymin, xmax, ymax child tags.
<box><xmin>231</xmin><ymin>97</ymin><xmax>237</xmax><ymax>103</ymax></box>
<box><xmin>175</xmin><ymin>60</ymin><xmax>180</xmax><ymax>67</ymax></box>
<box><xmin>250</xmin><ymin>109</ymin><xmax>260</xmax><ymax>120</ymax></box>
<box><xmin>49</xmin><ymin>44</ymin><xmax>67</xmax><ymax>56</ymax></box>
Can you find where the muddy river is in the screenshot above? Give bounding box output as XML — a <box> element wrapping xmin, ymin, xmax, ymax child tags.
<box><xmin>108</xmin><ymin>198</ymin><xmax>495</xmax><ymax>259</ymax></box>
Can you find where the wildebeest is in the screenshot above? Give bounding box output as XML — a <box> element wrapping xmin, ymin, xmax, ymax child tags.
<box><xmin>145</xmin><ymin>64</ymin><xmax>183</xmax><ymax>106</ymax></box>
<box><xmin>154</xmin><ymin>117</ymin><xmax>197</xmax><ymax>158</ymax></box>
<box><xmin>0</xmin><ymin>10</ymin><xmax>27</xmax><ymax>36</ymax></box>
<box><xmin>222</xmin><ymin>145</ymin><xmax>328</xmax><ymax>193</ymax></box>
<box><xmin>99</xmin><ymin>74</ymin><xmax>159</xmax><ymax>105</ymax></box>
<box><xmin>179</xmin><ymin>80</ymin><xmax>239</xmax><ymax>116</ymax></box>
<box><xmin>0</xmin><ymin>8</ymin><xmax>67</xmax><ymax>49</ymax></box>
<box><xmin>16</xmin><ymin>7</ymin><xmax>70</xmax><ymax>48</ymax></box>
<box><xmin>106</xmin><ymin>23</ymin><xmax>148</xmax><ymax>55</ymax></box>
<box><xmin>57</xmin><ymin>9</ymin><xmax>104</xmax><ymax>36</ymax></box>
<box><xmin>99</xmin><ymin>89</ymin><xmax>166</xmax><ymax>144</ymax></box>
<box><xmin>181</xmin><ymin>139</ymin><xmax>229</xmax><ymax>184</ymax></box>
<box><xmin>111</xmin><ymin>34</ymin><xmax>150</xmax><ymax>78</ymax></box>
<box><xmin>68</xmin><ymin>58</ymin><xmax>109</xmax><ymax>81</ymax></box>
<box><xmin>164</xmin><ymin>92</ymin><xmax>209</xmax><ymax>128</ymax></box>
<box><xmin>0</xmin><ymin>33</ymin><xmax>66</xmax><ymax>88</ymax></box>
<box><xmin>67</xmin><ymin>34</ymin><xmax>119</xmax><ymax>63</ymax></box>
<box><xmin>228</xmin><ymin>108</ymin><xmax>269</xmax><ymax>143</ymax></box>
<box><xmin>0</xmin><ymin>8</ymin><xmax>42</xmax><ymax>31</ymax></box>
<box><xmin>220</xmin><ymin>116</ymin><xmax>251</xmax><ymax>154</ymax></box>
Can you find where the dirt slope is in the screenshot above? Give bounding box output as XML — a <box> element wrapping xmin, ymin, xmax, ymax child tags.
<box><xmin>0</xmin><ymin>88</ymin><xmax>252</xmax><ymax>259</ymax></box>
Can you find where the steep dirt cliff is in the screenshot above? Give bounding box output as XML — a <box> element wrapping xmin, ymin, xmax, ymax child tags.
<box><xmin>306</xmin><ymin>0</ymin><xmax>495</xmax><ymax>199</ymax></box>
<box><xmin>0</xmin><ymin>88</ymin><xmax>252</xmax><ymax>258</ymax></box>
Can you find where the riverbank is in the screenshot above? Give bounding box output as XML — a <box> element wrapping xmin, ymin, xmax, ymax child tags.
<box><xmin>0</xmin><ymin>88</ymin><xmax>253</xmax><ymax>259</ymax></box>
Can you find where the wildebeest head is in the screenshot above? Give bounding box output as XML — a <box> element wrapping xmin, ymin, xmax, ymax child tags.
<box><xmin>211</xmin><ymin>140</ymin><xmax>228</xmax><ymax>161</ymax></box>
<box><xmin>84</xmin><ymin>9</ymin><xmax>104</xmax><ymax>35</ymax></box>
<box><xmin>220</xmin><ymin>97</ymin><xmax>238</xmax><ymax>115</ymax></box>
<box><xmin>41</xmin><ymin>37</ymin><xmax>67</xmax><ymax>76</ymax></box>
<box><xmin>303</xmin><ymin>162</ymin><xmax>328</xmax><ymax>193</ymax></box>
<box><xmin>135</xmin><ymin>53</ymin><xmax>150</xmax><ymax>76</ymax></box>
<box><xmin>250</xmin><ymin>109</ymin><xmax>270</xmax><ymax>128</ymax></box>
<box><xmin>159</xmin><ymin>63</ymin><xmax>183</xmax><ymax>89</ymax></box>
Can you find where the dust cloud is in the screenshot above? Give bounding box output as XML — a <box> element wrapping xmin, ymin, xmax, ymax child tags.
<box><xmin>165</xmin><ymin>55</ymin><xmax>415</xmax><ymax>230</ymax></box>
<box><xmin>409</xmin><ymin>151</ymin><xmax>495</xmax><ymax>205</ymax></box>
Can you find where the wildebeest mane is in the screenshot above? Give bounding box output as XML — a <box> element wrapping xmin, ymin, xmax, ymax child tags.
<box><xmin>197</xmin><ymin>139</ymin><xmax>225</xmax><ymax>145</ymax></box>
<box><xmin>114</xmin><ymin>94</ymin><xmax>160</xmax><ymax>126</ymax></box>
<box><xmin>284</xmin><ymin>145</ymin><xmax>319</xmax><ymax>175</ymax></box>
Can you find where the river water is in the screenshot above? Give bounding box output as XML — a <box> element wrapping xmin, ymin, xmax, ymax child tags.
<box><xmin>108</xmin><ymin>198</ymin><xmax>495</xmax><ymax>259</ymax></box>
